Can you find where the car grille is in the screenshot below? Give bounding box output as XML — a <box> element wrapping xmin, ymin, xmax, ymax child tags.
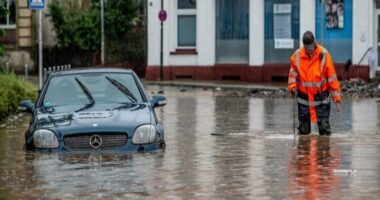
<box><xmin>64</xmin><ymin>133</ymin><xmax>128</xmax><ymax>150</ymax></box>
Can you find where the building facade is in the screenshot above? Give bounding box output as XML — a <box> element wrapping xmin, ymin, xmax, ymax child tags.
<box><xmin>0</xmin><ymin>0</ymin><xmax>94</xmax><ymax>72</ymax></box>
<box><xmin>0</xmin><ymin>0</ymin><xmax>34</xmax><ymax>71</ymax></box>
<box><xmin>147</xmin><ymin>0</ymin><xmax>379</xmax><ymax>82</ymax></box>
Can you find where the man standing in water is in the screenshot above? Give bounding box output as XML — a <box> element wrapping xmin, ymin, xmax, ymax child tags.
<box><xmin>288</xmin><ymin>31</ymin><xmax>341</xmax><ymax>135</ymax></box>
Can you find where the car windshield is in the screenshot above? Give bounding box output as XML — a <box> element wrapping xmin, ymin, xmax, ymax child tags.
<box><xmin>42</xmin><ymin>72</ymin><xmax>144</xmax><ymax>112</ymax></box>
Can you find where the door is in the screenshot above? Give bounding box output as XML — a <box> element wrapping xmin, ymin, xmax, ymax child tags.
<box><xmin>215</xmin><ymin>0</ymin><xmax>249</xmax><ymax>64</ymax></box>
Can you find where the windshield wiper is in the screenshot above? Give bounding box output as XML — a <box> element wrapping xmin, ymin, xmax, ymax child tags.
<box><xmin>112</xmin><ymin>102</ymin><xmax>137</xmax><ymax>110</ymax></box>
<box><xmin>75</xmin><ymin>78</ymin><xmax>95</xmax><ymax>112</ymax></box>
<box><xmin>105</xmin><ymin>76</ymin><xmax>137</xmax><ymax>103</ymax></box>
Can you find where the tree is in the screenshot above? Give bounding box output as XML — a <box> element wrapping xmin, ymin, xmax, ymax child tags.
<box><xmin>48</xmin><ymin>0</ymin><xmax>142</xmax><ymax>51</ymax></box>
<box><xmin>0</xmin><ymin>4</ymin><xmax>8</xmax><ymax>57</ymax></box>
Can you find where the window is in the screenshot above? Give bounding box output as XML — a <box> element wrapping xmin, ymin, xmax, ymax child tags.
<box><xmin>264</xmin><ymin>0</ymin><xmax>300</xmax><ymax>63</ymax></box>
<box><xmin>177</xmin><ymin>0</ymin><xmax>196</xmax><ymax>47</ymax></box>
<box><xmin>215</xmin><ymin>0</ymin><xmax>249</xmax><ymax>63</ymax></box>
<box><xmin>0</xmin><ymin>0</ymin><xmax>16</xmax><ymax>28</ymax></box>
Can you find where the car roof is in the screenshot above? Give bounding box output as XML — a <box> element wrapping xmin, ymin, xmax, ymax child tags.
<box><xmin>49</xmin><ymin>67</ymin><xmax>133</xmax><ymax>76</ymax></box>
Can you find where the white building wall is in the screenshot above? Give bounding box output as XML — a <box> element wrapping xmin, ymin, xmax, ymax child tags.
<box><xmin>197</xmin><ymin>0</ymin><xmax>216</xmax><ymax>66</ymax></box>
<box><xmin>352</xmin><ymin>0</ymin><xmax>373</xmax><ymax>65</ymax></box>
<box><xmin>147</xmin><ymin>0</ymin><xmax>161</xmax><ymax>66</ymax></box>
<box><xmin>300</xmin><ymin>0</ymin><xmax>316</xmax><ymax>48</ymax></box>
<box><xmin>250</xmin><ymin>0</ymin><xmax>264</xmax><ymax>66</ymax></box>
<box><xmin>149</xmin><ymin>0</ymin><xmax>376</xmax><ymax>68</ymax></box>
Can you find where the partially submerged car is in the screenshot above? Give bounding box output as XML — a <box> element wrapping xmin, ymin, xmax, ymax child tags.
<box><xmin>19</xmin><ymin>68</ymin><xmax>167</xmax><ymax>152</ymax></box>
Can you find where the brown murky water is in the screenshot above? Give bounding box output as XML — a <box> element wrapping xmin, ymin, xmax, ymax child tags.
<box><xmin>1</xmin><ymin>86</ymin><xmax>380</xmax><ymax>199</ymax></box>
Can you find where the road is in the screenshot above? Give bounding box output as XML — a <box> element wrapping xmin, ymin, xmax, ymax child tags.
<box><xmin>0</xmin><ymin>85</ymin><xmax>379</xmax><ymax>199</ymax></box>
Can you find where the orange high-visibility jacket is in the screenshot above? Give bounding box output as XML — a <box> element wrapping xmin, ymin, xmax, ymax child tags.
<box><xmin>288</xmin><ymin>44</ymin><xmax>341</xmax><ymax>123</ymax></box>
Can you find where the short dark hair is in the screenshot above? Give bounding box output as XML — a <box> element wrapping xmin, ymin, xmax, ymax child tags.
<box><xmin>302</xmin><ymin>31</ymin><xmax>315</xmax><ymax>45</ymax></box>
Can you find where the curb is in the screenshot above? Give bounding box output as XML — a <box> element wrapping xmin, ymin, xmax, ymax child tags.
<box><xmin>144</xmin><ymin>81</ymin><xmax>286</xmax><ymax>92</ymax></box>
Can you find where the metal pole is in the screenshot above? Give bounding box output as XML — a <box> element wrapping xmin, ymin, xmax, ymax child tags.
<box><xmin>25</xmin><ymin>64</ymin><xmax>28</xmax><ymax>81</ymax></box>
<box><xmin>43</xmin><ymin>68</ymin><xmax>47</xmax><ymax>82</ymax></box>
<box><xmin>160</xmin><ymin>0</ymin><xmax>164</xmax><ymax>81</ymax></box>
<box><xmin>38</xmin><ymin>9</ymin><xmax>43</xmax><ymax>89</ymax></box>
<box><xmin>100</xmin><ymin>0</ymin><xmax>105</xmax><ymax>65</ymax></box>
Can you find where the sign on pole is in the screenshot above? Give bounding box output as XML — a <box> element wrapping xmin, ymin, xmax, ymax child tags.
<box><xmin>29</xmin><ymin>0</ymin><xmax>45</xmax><ymax>10</ymax></box>
<box><xmin>29</xmin><ymin>0</ymin><xmax>45</xmax><ymax>88</ymax></box>
<box><xmin>159</xmin><ymin>0</ymin><xmax>165</xmax><ymax>81</ymax></box>
<box><xmin>159</xmin><ymin>10</ymin><xmax>167</xmax><ymax>22</ymax></box>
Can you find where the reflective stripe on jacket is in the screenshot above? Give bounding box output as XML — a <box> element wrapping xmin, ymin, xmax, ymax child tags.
<box><xmin>288</xmin><ymin>44</ymin><xmax>341</xmax><ymax>123</ymax></box>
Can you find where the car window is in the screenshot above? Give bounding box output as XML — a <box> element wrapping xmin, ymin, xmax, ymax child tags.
<box><xmin>42</xmin><ymin>73</ymin><xmax>144</xmax><ymax>111</ymax></box>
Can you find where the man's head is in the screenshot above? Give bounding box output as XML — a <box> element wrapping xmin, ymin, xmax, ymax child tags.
<box><xmin>302</xmin><ymin>31</ymin><xmax>316</xmax><ymax>57</ymax></box>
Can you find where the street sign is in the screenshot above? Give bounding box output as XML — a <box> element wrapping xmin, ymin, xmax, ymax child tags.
<box><xmin>159</xmin><ymin>10</ymin><xmax>167</xmax><ymax>22</ymax></box>
<box><xmin>29</xmin><ymin>0</ymin><xmax>45</xmax><ymax>10</ymax></box>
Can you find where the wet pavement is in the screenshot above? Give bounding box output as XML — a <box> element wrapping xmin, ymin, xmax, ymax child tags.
<box><xmin>0</xmin><ymin>85</ymin><xmax>380</xmax><ymax>199</ymax></box>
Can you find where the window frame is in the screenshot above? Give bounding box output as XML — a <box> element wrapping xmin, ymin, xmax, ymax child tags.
<box><xmin>175</xmin><ymin>0</ymin><xmax>197</xmax><ymax>49</ymax></box>
<box><xmin>0</xmin><ymin>0</ymin><xmax>16</xmax><ymax>29</ymax></box>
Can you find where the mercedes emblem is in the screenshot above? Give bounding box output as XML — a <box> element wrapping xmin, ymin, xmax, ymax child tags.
<box><xmin>89</xmin><ymin>135</ymin><xmax>103</xmax><ymax>149</ymax></box>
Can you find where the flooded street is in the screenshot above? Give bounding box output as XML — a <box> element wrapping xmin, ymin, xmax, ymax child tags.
<box><xmin>1</xmin><ymin>86</ymin><xmax>380</xmax><ymax>199</ymax></box>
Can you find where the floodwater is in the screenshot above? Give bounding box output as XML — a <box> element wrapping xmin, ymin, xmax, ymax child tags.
<box><xmin>1</xmin><ymin>86</ymin><xmax>380</xmax><ymax>199</ymax></box>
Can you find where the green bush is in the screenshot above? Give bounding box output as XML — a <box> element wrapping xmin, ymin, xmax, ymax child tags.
<box><xmin>0</xmin><ymin>74</ymin><xmax>37</xmax><ymax>122</ymax></box>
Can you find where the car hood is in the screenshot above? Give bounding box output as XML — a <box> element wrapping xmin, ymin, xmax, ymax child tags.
<box><xmin>35</xmin><ymin>104</ymin><xmax>151</xmax><ymax>137</ymax></box>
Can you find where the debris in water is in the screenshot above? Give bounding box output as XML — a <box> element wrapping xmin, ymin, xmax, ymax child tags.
<box><xmin>333</xmin><ymin>169</ymin><xmax>357</xmax><ymax>175</ymax></box>
<box><xmin>210</xmin><ymin>133</ymin><xmax>225</xmax><ymax>136</ymax></box>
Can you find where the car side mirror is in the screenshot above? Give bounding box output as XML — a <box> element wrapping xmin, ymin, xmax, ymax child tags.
<box><xmin>151</xmin><ymin>95</ymin><xmax>167</xmax><ymax>108</ymax></box>
<box><xmin>18</xmin><ymin>100</ymin><xmax>35</xmax><ymax>113</ymax></box>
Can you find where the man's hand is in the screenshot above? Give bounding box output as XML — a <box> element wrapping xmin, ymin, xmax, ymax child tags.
<box><xmin>335</xmin><ymin>102</ymin><xmax>341</xmax><ymax>112</ymax></box>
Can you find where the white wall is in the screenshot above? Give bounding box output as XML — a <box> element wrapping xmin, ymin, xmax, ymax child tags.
<box><xmin>147</xmin><ymin>0</ymin><xmax>161</xmax><ymax>66</ymax></box>
<box><xmin>197</xmin><ymin>0</ymin><xmax>215</xmax><ymax>66</ymax></box>
<box><xmin>352</xmin><ymin>0</ymin><xmax>373</xmax><ymax>65</ymax></box>
<box><xmin>148</xmin><ymin>0</ymin><xmax>375</xmax><ymax>67</ymax></box>
<box><xmin>300</xmin><ymin>0</ymin><xmax>316</xmax><ymax>48</ymax></box>
<box><xmin>148</xmin><ymin>0</ymin><xmax>201</xmax><ymax>66</ymax></box>
<box><xmin>250</xmin><ymin>0</ymin><xmax>264</xmax><ymax>66</ymax></box>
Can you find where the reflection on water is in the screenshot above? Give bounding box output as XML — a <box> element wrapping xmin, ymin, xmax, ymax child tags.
<box><xmin>288</xmin><ymin>136</ymin><xmax>341</xmax><ymax>199</ymax></box>
<box><xmin>0</xmin><ymin>86</ymin><xmax>379</xmax><ymax>199</ymax></box>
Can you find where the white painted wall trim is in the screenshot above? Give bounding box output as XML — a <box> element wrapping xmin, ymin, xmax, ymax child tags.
<box><xmin>147</xmin><ymin>0</ymin><xmax>161</xmax><ymax>66</ymax></box>
<box><xmin>197</xmin><ymin>0</ymin><xmax>215</xmax><ymax>66</ymax></box>
<box><xmin>250</xmin><ymin>0</ymin><xmax>264</xmax><ymax>66</ymax></box>
<box><xmin>300</xmin><ymin>0</ymin><xmax>316</xmax><ymax>47</ymax></box>
<box><xmin>352</xmin><ymin>0</ymin><xmax>373</xmax><ymax>65</ymax></box>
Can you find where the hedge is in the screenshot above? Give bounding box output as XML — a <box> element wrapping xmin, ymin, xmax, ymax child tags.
<box><xmin>0</xmin><ymin>73</ymin><xmax>37</xmax><ymax>122</ymax></box>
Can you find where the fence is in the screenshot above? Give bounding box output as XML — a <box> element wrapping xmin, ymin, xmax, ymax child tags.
<box><xmin>43</xmin><ymin>64</ymin><xmax>72</xmax><ymax>83</ymax></box>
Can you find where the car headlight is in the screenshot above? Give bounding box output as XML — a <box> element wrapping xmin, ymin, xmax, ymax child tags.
<box><xmin>132</xmin><ymin>125</ymin><xmax>157</xmax><ymax>144</ymax></box>
<box><xmin>33</xmin><ymin>129</ymin><xmax>59</xmax><ymax>148</ymax></box>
